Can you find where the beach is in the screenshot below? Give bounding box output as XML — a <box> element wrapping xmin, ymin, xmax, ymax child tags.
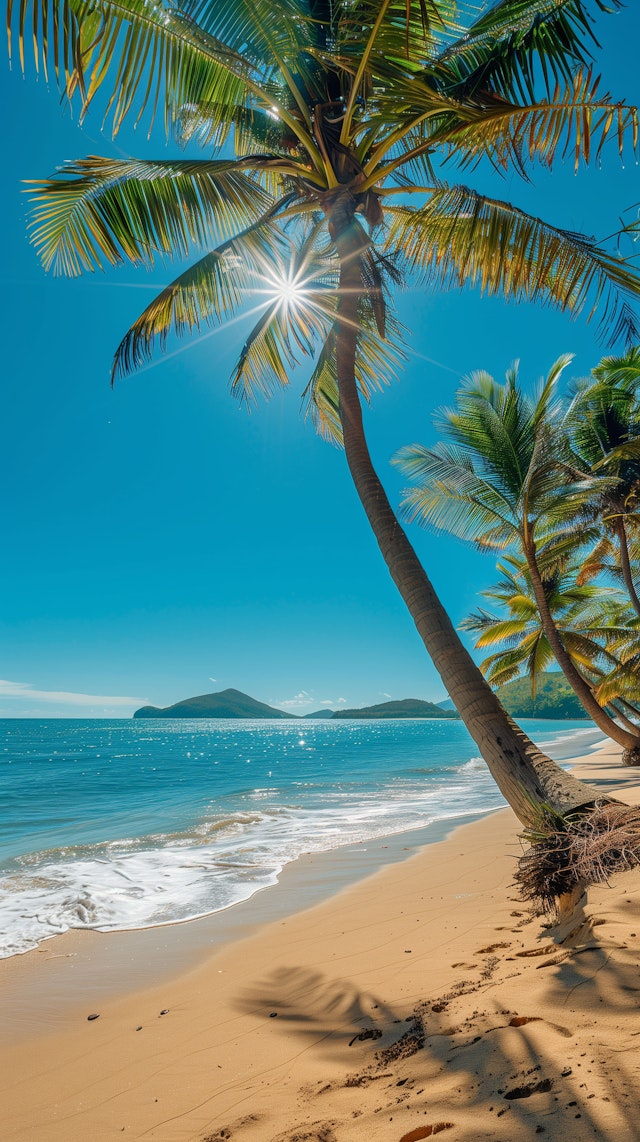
<box><xmin>1</xmin><ymin>738</ymin><xmax>639</xmax><ymax>1141</ymax></box>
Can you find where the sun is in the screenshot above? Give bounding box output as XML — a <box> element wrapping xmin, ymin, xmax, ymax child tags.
<box><xmin>276</xmin><ymin>278</ymin><xmax>306</xmax><ymax>307</ymax></box>
<box><xmin>260</xmin><ymin>265</ymin><xmax>309</xmax><ymax>311</ymax></box>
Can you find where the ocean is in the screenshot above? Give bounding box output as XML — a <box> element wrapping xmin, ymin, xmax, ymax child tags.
<box><xmin>0</xmin><ymin>717</ymin><xmax>603</xmax><ymax>959</ymax></box>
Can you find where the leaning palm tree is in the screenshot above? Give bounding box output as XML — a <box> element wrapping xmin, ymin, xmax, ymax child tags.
<box><xmin>8</xmin><ymin>0</ymin><xmax>640</xmax><ymax>895</ymax></box>
<box><xmin>395</xmin><ymin>356</ymin><xmax>640</xmax><ymax>749</ymax></box>
<box><xmin>565</xmin><ymin>347</ymin><xmax>640</xmax><ymax>615</ymax></box>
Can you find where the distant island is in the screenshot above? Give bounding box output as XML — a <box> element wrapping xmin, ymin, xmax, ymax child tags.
<box><xmin>133</xmin><ymin>688</ymin><xmax>459</xmax><ymax>720</ymax></box>
<box><xmin>133</xmin><ymin>688</ymin><xmax>293</xmax><ymax>720</ymax></box>
<box><xmin>333</xmin><ymin>697</ymin><xmax>457</xmax><ymax>719</ymax></box>
<box><xmin>133</xmin><ymin>675</ymin><xmax>592</xmax><ymax>720</ymax></box>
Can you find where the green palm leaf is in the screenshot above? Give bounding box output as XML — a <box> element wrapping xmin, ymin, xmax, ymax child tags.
<box><xmin>395</xmin><ymin>440</ymin><xmax>519</xmax><ymax>545</ymax></box>
<box><xmin>431</xmin><ymin>70</ymin><xmax>637</xmax><ymax>176</ymax></box>
<box><xmin>434</xmin><ymin>0</ymin><xmax>620</xmax><ymax>101</ymax></box>
<box><xmin>111</xmin><ymin>218</ymin><xmax>289</xmax><ymax>380</ymax></box>
<box><xmin>303</xmin><ymin>301</ymin><xmax>408</xmax><ymax>444</ymax></box>
<box><xmin>384</xmin><ymin>186</ymin><xmax>640</xmax><ymax>342</ymax></box>
<box><xmin>8</xmin><ymin>0</ymin><xmax>315</xmax><ymax>151</ymax></box>
<box><xmin>184</xmin><ymin>0</ymin><xmax>320</xmax><ymax>119</ymax></box>
<box><xmin>592</xmin><ymin>345</ymin><xmax>640</xmax><ymax>386</ymax></box>
<box><xmin>462</xmin><ymin>614</ymin><xmax>534</xmax><ymax>648</ymax></box>
<box><xmin>27</xmin><ymin>156</ymin><xmax>279</xmax><ymax>275</ymax></box>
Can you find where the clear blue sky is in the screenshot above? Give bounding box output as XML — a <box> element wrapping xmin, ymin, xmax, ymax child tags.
<box><xmin>2</xmin><ymin>6</ymin><xmax>639</xmax><ymax>717</ymax></box>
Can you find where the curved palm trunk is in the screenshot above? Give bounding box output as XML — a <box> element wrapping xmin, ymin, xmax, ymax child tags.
<box><xmin>328</xmin><ymin>201</ymin><xmax>602</xmax><ymax>826</ymax></box>
<box><xmin>611</xmin><ymin>702</ymin><xmax>640</xmax><ymax>733</ymax></box>
<box><xmin>523</xmin><ymin>538</ymin><xmax>640</xmax><ymax>753</ymax></box>
<box><xmin>615</xmin><ymin>696</ymin><xmax>640</xmax><ymax>721</ymax></box>
<box><xmin>576</xmin><ymin>671</ymin><xmax>640</xmax><ymax>732</ymax></box>
<box><xmin>614</xmin><ymin>517</ymin><xmax>640</xmax><ymax>618</ymax></box>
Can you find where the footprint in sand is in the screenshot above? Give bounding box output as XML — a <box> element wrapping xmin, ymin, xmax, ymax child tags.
<box><xmin>398</xmin><ymin>1125</ymin><xmax>455</xmax><ymax>1142</ymax></box>
<box><xmin>504</xmin><ymin>1078</ymin><xmax>553</xmax><ymax>1100</ymax></box>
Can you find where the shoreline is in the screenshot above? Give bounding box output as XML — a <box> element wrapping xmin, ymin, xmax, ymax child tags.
<box><xmin>0</xmin><ymin>723</ymin><xmax>602</xmax><ymax>1034</ymax></box>
<box><xmin>2</xmin><ymin>737</ymin><xmax>640</xmax><ymax>1140</ymax></box>
<box><xmin>0</xmin><ymin>719</ymin><xmax>602</xmax><ymax>967</ymax></box>
<box><xmin>0</xmin><ymin>808</ymin><xmax>495</xmax><ymax>1043</ymax></box>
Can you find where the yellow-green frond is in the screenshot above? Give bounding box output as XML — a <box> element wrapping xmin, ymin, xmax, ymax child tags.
<box><xmin>384</xmin><ymin>186</ymin><xmax>640</xmax><ymax>343</ymax></box>
<box><xmin>112</xmin><ymin>217</ymin><xmax>287</xmax><ymax>380</ymax></box>
<box><xmin>432</xmin><ymin>70</ymin><xmax>638</xmax><ymax>175</ymax></box>
<box><xmin>27</xmin><ymin>156</ymin><xmax>278</xmax><ymax>276</ymax></box>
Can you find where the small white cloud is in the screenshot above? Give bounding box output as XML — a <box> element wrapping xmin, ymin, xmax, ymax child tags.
<box><xmin>277</xmin><ymin>690</ymin><xmax>313</xmax><ymax>709</ymax></box>
<box><xmin>337</xmin><ymin>697</ymin><xmax>347</xmax><ymax>704</ymax></box>
<box><xmin>209</xmin><ymin>678</ymin><xmax>217</xmax><ymax>684</ymax></box>
<box><xmin>381</xmin><ymin>692</ymin><xmax>392</xmax><ymax>699</ymax></box>
<box><xmin>0</xmin><ymin>679</ymin><xmax>147</xmax><ymax>709</ymax></box>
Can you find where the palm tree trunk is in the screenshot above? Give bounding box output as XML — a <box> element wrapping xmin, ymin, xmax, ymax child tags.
<box><xmin>328</xmin><ymin>198</ymin><xmax>603</xmax><ymax>826</ymax></box>
<box><xmin>614</xmin><ymin>696</ymin><xmax>640</xmax><ymax>721</ymax></box>
<box><xmin>573</xmin><ymin>664</ymin><xmax>640</xmax><ymax>731</ymax></box>
<box><xmin>523</xmin><ymin>537</ymin><xmax>640</xmax><ymax>753</ymax></box>
<box><xmin>614</xmin><ymin>517</ymin><xmax>640</xmax><ymax>618</ymax></box>
<box><xmin>611</xmin><ymin>702</ymin><xmax>640</xmax><ymax>733</ymax></box>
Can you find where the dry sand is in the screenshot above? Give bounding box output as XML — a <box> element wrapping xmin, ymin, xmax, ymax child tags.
<box><xmin>1</xmin><ymin>739</ymin><xmax>640</xmax><ymax>1142</ymax></box>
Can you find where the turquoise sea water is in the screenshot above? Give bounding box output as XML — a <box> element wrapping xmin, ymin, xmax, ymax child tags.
<box><xmin>0</xmin><ymin>717</ymin><xmax>602</xmax><ymax>958</ymax></box>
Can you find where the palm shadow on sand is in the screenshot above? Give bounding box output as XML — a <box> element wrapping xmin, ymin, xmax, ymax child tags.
<box><xmin>228</xmin><ymin>907</ymin><xmax>640</xmax><ymax>1142</ymax></box>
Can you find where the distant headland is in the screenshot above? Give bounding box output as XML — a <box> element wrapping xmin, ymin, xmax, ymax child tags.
<box><xmin>133</xmin><ymin>688</ymin><xmax>459</xmax><ymax>720</ymax></box>
<box><xmin>133</xmin><ymin>674</ymin><xmax>593</xmax><ymax>721</ymax></box>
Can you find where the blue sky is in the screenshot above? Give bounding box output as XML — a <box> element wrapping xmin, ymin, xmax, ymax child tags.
<box><xmin>2</xmin><ymin>5</ymin><xmax>639</xmax><ymax>717</ymax></box>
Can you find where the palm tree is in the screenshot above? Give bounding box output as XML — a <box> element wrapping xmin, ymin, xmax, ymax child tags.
<box><xmin>461</xmin><ymin>554</ymin><xmax>640</xmax><ymax>724</ymax></box>
<box><xmin>395</xmin><ymin>357</ymin><xmax>640</xmax><ymax>750</ymax></box>
<box><xmin>565</xmin><ymin>347</ymin><xmax>640</xmax><ymax>615</ymax></box>
<box><xmin>8</xmin><ymin>0</ymin><xmax>640</xmax><ymax>850</ymax></box>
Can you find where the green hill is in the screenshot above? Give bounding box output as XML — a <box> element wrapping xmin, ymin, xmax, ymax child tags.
<box><xmin>495</xmin><ymin>672</ymin><xmax>591</xmax><ymax>719</ymax></box>
<box><xmin>133</xmin><ymin>690</ymin><xmax>461</xmax><ymax>721</ymax></box>
<box><xmin>332</xmin><ymin>698</ymin><xmax>458</xmax><ymax>720</ymax></box>
<box><xmin>133</xmin><ymin>688</ymin><xmax>296</xmax><ymax>719</ymax></box>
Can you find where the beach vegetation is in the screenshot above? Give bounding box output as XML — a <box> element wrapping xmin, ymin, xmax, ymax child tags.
<box><xmin>396</xmin><ymin>356</ymin><xmax>640</xmax><ymax>747</ymax></box>
<box><xmin>460</xmin><ymin>556</ymin><xmax>640</xmax><ymax>721</ymax></box>
<box><xmin>563</xmin><ymin>346</ymin><xmax>640</xmax><ymax>617</ymax></box>
<box><xmin>8</xmin><ymin>0</ymin><xmax>640</xmax><ymax>906</ymax></box>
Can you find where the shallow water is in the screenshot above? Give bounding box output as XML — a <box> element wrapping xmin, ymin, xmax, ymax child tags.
<box><xmin>0</xmin><ymin>717</ymin><xmax>602</xmax><ymax>957</ymax></box>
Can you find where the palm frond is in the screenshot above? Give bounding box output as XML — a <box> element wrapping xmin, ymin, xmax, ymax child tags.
<box><xmin>592</xmin><ymin>345</ymin><xmax>640</xmax><ymax>387</ymax></box>
<box><xmin>396</xmin><ymin>465</ymin><xmax>519</xmax><ymax>548</ymax></box>
<box><xmin>434</xmin><ymin>0</ymin><xmax>621</xmax><ymax>102</ymax></box>
<box><xmin>303</xmin><ymin>301</ymin><xmax>408</xmax><ymax>443</ymax></box>
<box><xmin>432</xmin><ymin>70</ymin><xmax>637</xmax><ymax>176</ymax></box>
<box><xmin>175</xmin><ymin>102</ymin><xmax>303</xmax><ymax>156</ymax></box>
<box><xmin>27</xmin><ymin>156</ymin><xmax>277</xmax><ymax>275</ymax></box>
<box><xmin>111</xmin><ymin>216</ymin><xmax>288</xmax><ymax>380</ymax></box>
<box><xmin>8</xmin><ymin>0</ymin><xmax>318</xmax><ymax>153</ymax></box>
<box><xmin>465</xmin><ymin>615</ymin><xmax>533</xmax><ymax>648</ymax></box>
<box><xmin>230</xmin><ymin>227</ymin><xmax>339</xmax><ymax>404</ymax></box>
<box><xmin>384</xmin><ymin>186</ymin><xmax>640</xmax><ymax>343</ymax></box>
<box><xmin>183</xmin><ymin>0</ymin><xmax>320</xmax><ymax>119</ymax></box>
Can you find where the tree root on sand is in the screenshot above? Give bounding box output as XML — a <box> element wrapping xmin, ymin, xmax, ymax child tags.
<box><xmin>515</xmin><ymin>800</ymin><xmax>640</xmax><ymax>912</ymax></box>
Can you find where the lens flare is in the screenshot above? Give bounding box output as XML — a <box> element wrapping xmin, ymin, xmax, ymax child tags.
<box><xmin>266</xmin><ymin>269</ymin><xmax>308</xmax><ymax>310</ymax></box>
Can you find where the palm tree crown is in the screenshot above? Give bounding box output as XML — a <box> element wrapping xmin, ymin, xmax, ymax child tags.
<box><xmin>395</xmin><ymin>356</ymin><xmax>640</xmax><ymax>746</ymax></box>
<box><xmin>10</xmin><ymin>0</ymin><xmax>640</xmax><ymax>426</ymax></box>
<box><xmin>461</xmin><ymin>553</ymin><xmax>640</xmax><ymax>715</ymax></box>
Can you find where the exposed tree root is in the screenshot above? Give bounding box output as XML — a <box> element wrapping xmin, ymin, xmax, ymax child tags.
<box><xmin>515</xmin><ymin>801</ymin><xmax>640</xmax><ymax>912</ymax></box>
